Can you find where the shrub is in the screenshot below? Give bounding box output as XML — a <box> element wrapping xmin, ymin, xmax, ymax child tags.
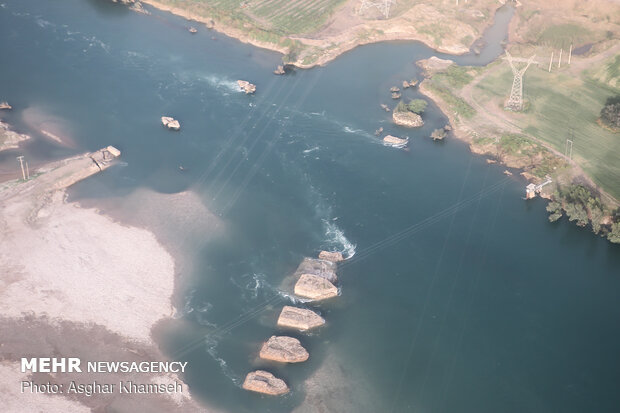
<box><xmin>405</xmin><ymin>99</ymin><xmax>427</xmax><ymax>114</ymax></box>
<box><xmin>600</xmin><ymin>95</ymin><xmax>620</xmax><ymax>129</ymax></box>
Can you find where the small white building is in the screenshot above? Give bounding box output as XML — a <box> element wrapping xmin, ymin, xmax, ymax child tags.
<box><xmin>525</xmin><ymin>183</ymin><xmax>537</xmax><ymax>199</ymax></box>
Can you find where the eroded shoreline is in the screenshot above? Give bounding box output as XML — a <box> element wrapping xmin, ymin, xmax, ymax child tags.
<box><xmin>138</xmin><ymin>0</ymin><xmax>486</xmax><ymax>69</ymax></box>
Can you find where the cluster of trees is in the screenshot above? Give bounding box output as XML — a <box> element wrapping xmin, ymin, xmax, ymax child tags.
<box><xmin>396</xmin><ymin>99</ymin><xmax>427</xmax><ymax>114</ymax></box>
<box><xmin>546</xmin><ymin>183</ymin><xmax>620</xmax><ymax>243</ymax></box>
<box><xmin>600</xmin><ymin>95</ymin><xmax>620</xmax><ymax>129</ymax></box>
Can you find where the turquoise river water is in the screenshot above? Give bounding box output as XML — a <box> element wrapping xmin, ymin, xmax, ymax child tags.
<box><xmin>1</xmin><ymin>1</ymin><xmax>619</xmax><ymax>412</ymax></box>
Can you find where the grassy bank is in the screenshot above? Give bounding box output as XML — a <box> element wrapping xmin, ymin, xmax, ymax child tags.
<box><xmin>472</xmin><ymin>56</ymin><xmax>620</xmax><ymax>200</ymax></box>
<box><xmin>420</xmin><ymin>48</ymin><xmax>620</xmax><ymax>242</ymax></box>
<box><xmin>425</xmin><ymin>65</ymin><xmax>478</xmax><ymax>120</ymax></box>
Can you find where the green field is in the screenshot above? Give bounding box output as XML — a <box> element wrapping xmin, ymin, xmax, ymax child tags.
<box><xmin>159</xmin><ymin>0</ymin><xmax>346</xmax><ymax>35</ymax></box>
<box><xmin>527</xmin><ymin>23</ymin><xmax>594</xmax><ymax>49</ymax></box>
<box><xmin>426</xmin><ymin>65</ymin><xmax>478</xmax><ymax>120</ymax></box>
<box><xmin>246</xmin><ymin>0</ymin><xmax>345</xmax><ymax>34</ymax></box>
<box><xmin>472</xmin><ymin>58</ymin><xmax>620</xmax><ymax>200</ymax></box>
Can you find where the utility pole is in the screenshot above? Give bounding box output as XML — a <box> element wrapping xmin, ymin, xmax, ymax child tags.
<box><xmin>565</xmin><ymin>136</ymin><xmax>574</xmax><ymax>161</ymax></box>
<box><xmin>568</xmin><ymin>44</ymin><xmax>572</xmax><ymax>65</ymax></box>
<box><xmin>548</xmin><ymin>52</ymin><xmax>554</xmax><ymax>72</ymax></box>
<box><xmin>16</xmin><ymin>156</ymin><xmax>26</xmax><ymax>180</ymax></box>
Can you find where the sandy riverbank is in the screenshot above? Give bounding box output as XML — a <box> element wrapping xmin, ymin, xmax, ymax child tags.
<box><xmin>0</xmin><ymin>361</ymin><xmax>90</xmax><ymax>413</ymax></box>
<box><xmin>0</xmin><ymin>152</ymin><xmax>219</xmax><ymax>411</ymax></box>
<box><xmin>0</xmin><ymin>189</ymin><xmax>175</xmax><ymax>343</ymax></box>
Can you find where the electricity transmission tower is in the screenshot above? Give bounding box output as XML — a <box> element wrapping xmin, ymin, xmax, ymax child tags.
<box><xmin>504</xmin><ymin>51</ymin><xmax>538</xmax><ymax>111</ymax></box>
<box><xmin>357</xmin><ymin>0</ymin><xmax>394</xmax><ymax>19</ymax></box>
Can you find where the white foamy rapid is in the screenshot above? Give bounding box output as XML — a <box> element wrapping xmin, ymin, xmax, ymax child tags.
<box><xmin>303</xmin><ymin>146</ymin><xmax>320</xmax><ymax>154</ymax></box>
<box><xmin>202</xmin><ymin>74</ymin><xmax>240</xmax><ymax>94</ymax></box>
<box><xmin>276</xmin><ymin>290</ymin><xmax>313</xmax><ymax>304</ymax></box>
<box><xmin>322</xmin><ymin>219</ymin><xmax>357</xmax><ymax>259</ymax></box>
<box><xmin>230</xmin><ymin>272</ymin><xmax>271</xmax><ymax>302</ymax></box>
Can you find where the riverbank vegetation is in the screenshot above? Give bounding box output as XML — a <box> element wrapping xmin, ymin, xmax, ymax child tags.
<box><xmin>423</xmin><ymin>65</ymin><xmax>477</xmax><ymax>120</ymax></box>
<box><xmin>546</xmin><ymin>184</ymin><xmax>620</xmax><ymax>243</ymax></box>
<box><xmin>418</xmin><ymin>4</ymin><xmax>619</xmax><ymax>243</ymax></box>
<box><xmin>395</xmin><ymin>99</ymin><xmax>427</xmax><ymax>114</ymax></box>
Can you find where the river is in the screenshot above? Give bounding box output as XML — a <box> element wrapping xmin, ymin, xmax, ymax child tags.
<box><xmin>1</xmin><ymin>1</ymin><xmax>619</xmax><ymax>412</ymax></box>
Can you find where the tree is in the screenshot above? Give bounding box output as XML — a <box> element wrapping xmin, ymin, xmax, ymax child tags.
<box><xmin>405</xmin><ymin>99</ymin><xmax>427</xmax><ymax>114</ymax></box>
<box><xmin>608</xmin><ymin>223</ymin><xmax>620</xmax><ymax>243</ymax></box>
<box><xmin>587</xmin><ymin>197</ymin><xmax>605</xmax><ymax>234</ymax></box>
<box><xmin>563</xmin><ymin>184</ymin><xmax>592</xmax><ymax>205</ymax></box>
<box><xmin>564</xmin><ymin>203</ymin><xmax>588</xmax><ymax>227</ymax></box>
<box><xmin>546</xmin><ymin>201</ymin><xmax>563</xmax><ymax>222</ymax></box>
<box><xmin>600</xmin><ymin>95</ymin><xmax>620</xmax><ymax>129</ymax></box>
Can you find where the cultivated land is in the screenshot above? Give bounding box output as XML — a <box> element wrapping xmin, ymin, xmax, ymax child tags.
<box><xmin>140</xmin><ymin>0</ymin><xmax>502</xmax><ymax>67</ymax></box>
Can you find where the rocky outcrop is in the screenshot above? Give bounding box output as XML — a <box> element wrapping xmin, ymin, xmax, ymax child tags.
<box><xmin>383</xmin><ymin>135</ymin><xmax>409</xmax><ymax>148</ymax></box>
<box><xmin>293</xmin><ymin>258</ymin><xmax>337</xmax><ymax>283</ymax></box>
<box><xmin>274</xmin><ymin>65</ymin><xmax>285</xmax><ymax>75</ymax></box>
<box><xmin>161</xmin><ymin>116</ymin><xmax>180</xmax><ymax>131</ymax></box>
<box><xmin>431</xmin><ymin>128</ymin><xmax>447</xmax><ymax>140</ymax></box>
<box><xmin>129</xmin><ymin>1</ymin><xmax>148</xmax><ymax>14</ymax></box>
<box><xmin>294</xmin><ymin>274</ymin><xmax>338</xmax><ymax>301</ymax></box>
<box><xmin>237</xmin><ymin>80</ymin><xmax>256</xmax><ymax>94</ymax></box>
<box><xmin>242</xmin><ymin>370</ymin><xmax>289</xmax><ymax>395</ymax></box>
<box><xmin>277</xmin><ymin>306</ymin><xmax>325</xmax><ymax>331</ymax></box>
<box><xmin>392</xmin><ymin>111</ymin><xmax>423</xmax><ymax>127</ymax></box>
<box><xmin>0</xmin><ymin>101</ymin><xmax>12</xmax><ymax>110</ymax></box>
<box><xmin>259</xmin><ymin>336</ymin><xmax>309</xmax><ymax>363</ymax></box>
<box><xmin>431</xmin><ymin>124</ymin><xmax>451</xmax><ymax>140</ymax></box>
<box><xmin>110</xmin><ymin>0</ymin><xmax>148</xmax><ymax>13</ymax></box>
<box><xmin>318</xmin><ymin>251</ymin><xmax>344</xmax><ymax>263</ymax></box>
<box><xmin>417</xmin><ymin>56</ymin><xmax>454</xmax><ymax>74</ymax></box>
